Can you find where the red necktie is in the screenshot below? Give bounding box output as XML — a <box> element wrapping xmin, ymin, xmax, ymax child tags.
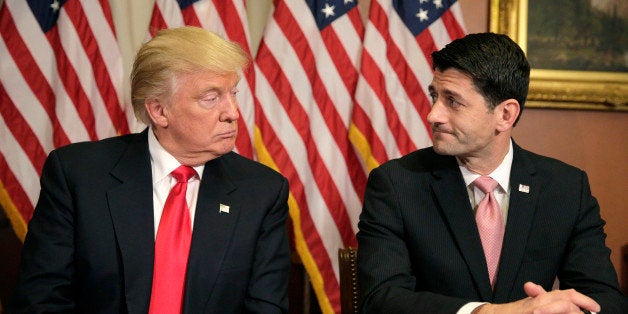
<box><xmin>474</xmin><ymin>175</ymin><xmax>504</xmax><ymax>288</ymax></box>
<box><xmin>149</xmin><ymin>165</ymin><xmax>196</xmax><ymax>314</ymax></box>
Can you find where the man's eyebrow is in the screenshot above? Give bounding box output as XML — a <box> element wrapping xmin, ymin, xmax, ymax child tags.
<box><xmin>200</xmin><ymin>85</ymin><xmax>223</xmax><ymax>93</ymax></box>
<box><xmin>428</xmin><ymin>85</ymin><xmax>461</xmax><ymax>98</ymax></box>
<box><xmin>441</xmin><ymin>88</ymin><xmax>462</xmax><ymax>98</ymax></box>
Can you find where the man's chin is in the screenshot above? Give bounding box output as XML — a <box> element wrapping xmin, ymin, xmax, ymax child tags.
<box><xmin>215</xmin><ymin>143</ymin><xmax>236</xmax><ymax>156</ymax></box>
<box><xmin>432</xmin><ymin>143</ymin><xmax>455</xmax><ymax>156</ymax></box>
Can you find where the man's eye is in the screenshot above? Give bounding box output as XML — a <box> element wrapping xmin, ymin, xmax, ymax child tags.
<box><xmin>448</xmin><ymin>98</ymin><xmax>460</xmax><ymax>108</ymax></box>
<box><xmin>429</xmin><ymin>94</ymin><xmax>436</xmax><ymax>104</ymax></box>
<box><xmin>199</xmin><ymin>95</ymin><xmax>219</xmax><ymax>108</ymax></box>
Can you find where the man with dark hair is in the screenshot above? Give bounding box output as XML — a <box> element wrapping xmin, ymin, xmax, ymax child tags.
<box><xmin>357</xmin><ymin>33</ymin><xmax>627</xmax><ymax>313</ymax></box>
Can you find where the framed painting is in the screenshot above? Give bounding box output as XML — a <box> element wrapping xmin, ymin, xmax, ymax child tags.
<box><xmin>490</xmin><ymin>0</ymin><xmax>627</xmax><ymax>110</ymax></box>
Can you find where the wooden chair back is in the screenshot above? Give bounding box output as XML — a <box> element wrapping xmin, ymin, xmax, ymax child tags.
<box><xmin>338</xmin><ymin>246</ymin><xmax>359</xmax><ymax>314</ymax></box>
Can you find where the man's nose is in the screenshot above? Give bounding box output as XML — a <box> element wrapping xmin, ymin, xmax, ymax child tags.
<box><xmin>426</xmin><ymin>101</ymin><xmax>442</xmax><ymax>125</ymax></box>
<box><xmin>221</xmin><ymin>95</ymin><xmax>240</xmax><ymax>122</ymax></box>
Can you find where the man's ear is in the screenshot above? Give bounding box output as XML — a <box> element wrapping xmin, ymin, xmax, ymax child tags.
<box><xmin>145</xmin><ymin>99</ymin><xmax>168</xmax><ymax>128</ymax></box>
<box><xmin>496</xmin><ymin>99</ymin><xmax>520</xmax><ymax>132</ymax></box>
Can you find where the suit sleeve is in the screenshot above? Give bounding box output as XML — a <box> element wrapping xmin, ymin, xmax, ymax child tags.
<box><xmin>9</xmin><ymin>150</ymin><xmax>77</xmax><ymax>312</ymax></box>
<box><xmin>244</xmin><ymin>176</ymin><xmax>291</xmax><ymax>314</ymax></box>
<box><xmin>558</xmin><ymin>171</ymin><xmax>628</xmax><ymax>313</ymax></box>
<box><xmin>357</xmin><ymin>166</ymin><xmax>469</xmax><ymax>314</ymax></box>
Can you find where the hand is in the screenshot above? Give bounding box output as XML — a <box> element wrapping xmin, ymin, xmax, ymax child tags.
<box><xmin>473</xmin><ymin>282</ymin><xmax>600</xmax><ymax>314</ymax></box>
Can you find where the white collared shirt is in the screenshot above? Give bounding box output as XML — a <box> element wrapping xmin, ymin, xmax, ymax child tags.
<box><xmin>148</xmin><ymin>127</ymin><xmax>205</xmax><ymax>238</ymax></box>
<box><xmin>458</xmin><ymin>140</ymin><xmax>514</xmax><ymax>224</ymax></box>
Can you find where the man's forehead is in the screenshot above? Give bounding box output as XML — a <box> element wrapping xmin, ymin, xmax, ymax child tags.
<box><xmin>180</xmin><ymin>71</ymin><xmax>239</xmax><ymax>86</ymax></box>
<box><xmin>432</xmin><ymin>68</ymin><xmax>474</xmax><ymax>86</ymax></box>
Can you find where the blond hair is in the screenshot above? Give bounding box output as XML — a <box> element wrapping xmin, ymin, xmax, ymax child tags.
<box><xmin>130</xmin><ymin>26</ymin><xmax>250</xmax><ymax>124</ymax></box>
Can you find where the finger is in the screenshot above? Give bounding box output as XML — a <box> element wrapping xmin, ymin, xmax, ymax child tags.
<box><xmin>524</xmin><ymin>281</ymin><xmax>547</xmax><ymax>298</ymax></box>
<box><xmin>530</xmin><ymin>288</ymin><xmax>601</xmax><ymax>313</ymax></box>
<box><xmin>529</xmin><ymin>299</ymin><xmax>581</xmax><ymax>314</ymax></box>
<box><xmin>562</xmin><ymin>289</ymin><xmax>600</xmax><ymax>313</ymax></box>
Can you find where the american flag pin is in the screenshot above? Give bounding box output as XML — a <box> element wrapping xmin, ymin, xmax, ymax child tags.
<box><xmin>518</xmin><ymin>184</ymin><xmax>530</xmax><ymax>193</ymax></box>
<box><xmin>219</xmin><ymin>204</ymin><xmax>230</xmax><ymax>214</ymax></box>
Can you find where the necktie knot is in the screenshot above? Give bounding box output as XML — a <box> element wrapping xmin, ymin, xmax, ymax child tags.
<box><xmin>473</xmin><ymin>175</ymin><xmax>498</xmax><ymax>194</ymax></box>
<box><xmin>171</xmin><ymin>165</ymin><xmax>196</xmax><ymax>183</ymax></box>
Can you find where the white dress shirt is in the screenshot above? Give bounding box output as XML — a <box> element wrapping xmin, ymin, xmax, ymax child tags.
<box><xmin>148</xmin><ymin>127</ymin><xmax>204</xmax><ymax>238</ymax></box>
<box><xmin>459</xmin><ymin>140</ymin><xmax>513</xmax><ymax>224</ymax></box>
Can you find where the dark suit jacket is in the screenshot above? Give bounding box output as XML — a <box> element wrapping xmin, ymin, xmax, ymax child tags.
<box><xmin>357</xmin><ymin>143</ymin><xmax>627</xmax><ymax>313</ymax></box>
<box><xmin>9</xmin><ymin>130</ymin><xmax>291</xmax><ymax>313</ymax></box>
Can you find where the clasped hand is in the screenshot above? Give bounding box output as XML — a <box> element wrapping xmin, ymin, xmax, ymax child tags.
<box><xmin>473</xmin><ymin>282</ymin><xmax>600</xmax><ymax>314</ymax></box>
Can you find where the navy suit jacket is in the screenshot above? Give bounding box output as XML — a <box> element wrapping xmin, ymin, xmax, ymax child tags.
<box><xmin>357</xmin><ymin>143</ymin><xmax>627</xmax><ymax>313</ymax></box>
<box><xmin>10</xmin><ymin>130</ymin><xmax>291</xmax><ymax>313</ymax></box>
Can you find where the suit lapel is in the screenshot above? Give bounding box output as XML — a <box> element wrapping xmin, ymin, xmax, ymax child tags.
<box><xmin>184</xmin><ymin>156</ymin><xmax>240</xmax><ymax>312</ymax></box>
<box><xmin>431</xmin><ymin>159</ymin><xmax>494</xmax><ymax>301</ymax></box>
<box><xmin>493</xmin><ymin>145</ymin><xmax>539</xmax><ymax>302</ymax></box>
<box><xmin>107</xmin><ymin>130</ymin><xmax>155</xmax><ymax>314</ymax></box>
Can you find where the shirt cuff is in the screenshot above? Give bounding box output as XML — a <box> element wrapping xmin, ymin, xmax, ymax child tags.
<box><xmin>457</xmin><ymin>302</ymin><xmax>487</xmax><ymax>314</ymax></box>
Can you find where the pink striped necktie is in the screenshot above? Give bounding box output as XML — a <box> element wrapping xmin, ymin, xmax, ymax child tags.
<box><xmin>474</xmin><ymin>175</ymin><xmax>504</xmax><ymax>288</ymax></box>
<box><xmin>149</xmin><ymin>165</ymin><xmax>196</xmax><ymax>314</ymax></box>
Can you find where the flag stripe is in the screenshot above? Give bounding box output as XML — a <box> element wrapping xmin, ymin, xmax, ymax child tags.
<box><xmin>1</xmin><ymin>0</ymin><xmax>132</xmax><ymax>235</ymax></box>
<box><xmin>0</xmin><ymin>6</ymin><xmax>72</xmax><ymax>148</ymax></box>
<box><xmin>255</xmin><ymin>1</ymin><xmax>366</xmax><ymax>311</ymax></box>
<box><xmin>48</xmin><ymin>23</ymin><xmax>99</xmax><ymax>141</ymax></box>
<box><xmin>258</xmin><ymin>4</ymin><xmax>359</xmax><ymax>247</ymax></box>
<box><xmin>148</xmin><ymin>6</ymin><xmax>169</xmax><ymax>36</ymax></box>
<box><xmin>279</xmin><ymin>1</ymin><xmax>364</xmax><ymax>237</ymax></box>
<box><xmin>349</xmin><ymin>107</ymin><xmax>388</xmax><ymax>167</ymax></box>
<box><xmin>321</xmin><ymin>13</ymin><xmax>368</xmax><ymax>208</ymax></box>
<box><xmin>0</xmin><ymin>37</ymin><xmax>56</xmax><ymax>157</ymax></box>
<box><xmin>0</xmin><ymin>85</ymin><xmax>47</xmax><ymax>176</ymax></box>
<box><xmin>182</xmin><ymin>5</ymin><xmax>202</xmax><ymax>26</ymax></box>
<box><xmin>256</xmin><ymin>44</ymin><xmax>355</xmax><ymax>246</ymax></box>
<box><xmin>440</xmin><ymin>7</ymin><xmax>466</xmax><ymax>42</ymax></box>
<box><xmin>360</xmin><ymin>49</ymin><xmax>413</xmax><ymax>159</ymax></box>
<box><xmin>11</xmin><ymin>1</ymin><xmax>99</xmax><ymax>144</ymax></box>
<box><xmin>350</xmin><ymin>0</ymin><xmax>466</xmax><ymax>170</ymax></box>
<box><xmin>72</xmin><ymin>1</ymin><xmax>129</xmax><ymax>135</ymax></box>
<box><xmin>0</xmin><ymin>115</ymin><xmax>39</xmax><ymax>228</ymax></box>
<box><xmin>0</xmin><ymin>153</ymin><xmax>32</xmax><ymax>241</ymax></box>
<box><xmin>0</xmin><ymin>128</ymin><xmax>39</xmax><ymax>215</ymax></box>
<box><xmin>255</xmin><ymin>65</ymin><xmax>341</xmax><ymax>312</ymax></box>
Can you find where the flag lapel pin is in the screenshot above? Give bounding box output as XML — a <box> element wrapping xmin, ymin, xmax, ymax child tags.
<box><xmin>219</xmin><ymin>203</ymin><xmax>230</xmax><ymax>214</ymax></box>
<box><xmin>518</xmin><ymin>184</ymin><xmax>530</xmax><ymax>193</ymax></box>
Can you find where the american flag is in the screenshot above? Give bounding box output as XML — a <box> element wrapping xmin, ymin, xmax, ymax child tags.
<box><xmin>148</xmin><ymin>0</ymin><xmax>257</xmax><ymax>159</ymax></box>
<box><xmin>350</xmin><ymin>0</ymin><xmax>466</xmax><ymax>171</ymax></box>
<box><xmin>254</xmin><ymin>0</ymin><xmax>366</xmax><ymax>312</ymax></box>
<box><xmin>0</xmin><ymin>0</ymin><xmax>132</xmax><ymax>241</ymax></box>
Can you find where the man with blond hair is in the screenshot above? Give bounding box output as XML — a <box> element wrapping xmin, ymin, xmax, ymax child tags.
<box><xmin>10</xmin><ymin>27</ymin><xmax>290</xmax><ymax>313</ymax></box>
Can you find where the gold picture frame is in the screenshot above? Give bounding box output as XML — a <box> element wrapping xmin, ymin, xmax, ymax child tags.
<box><xmin>490</xmin><ymin>0</ymin><xmax>627</xmax><ymax>110</ymax></box>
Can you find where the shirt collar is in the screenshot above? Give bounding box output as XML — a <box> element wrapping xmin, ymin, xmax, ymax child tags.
<box><xmin>148</xmin><ymin>126</ymin><xmax>203</xmax><ymax>183</ymax></box>
<box><xmin>459</xmin><ymin>140</ymin><xmax>513</xmax><ymax>192</ymax></box>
